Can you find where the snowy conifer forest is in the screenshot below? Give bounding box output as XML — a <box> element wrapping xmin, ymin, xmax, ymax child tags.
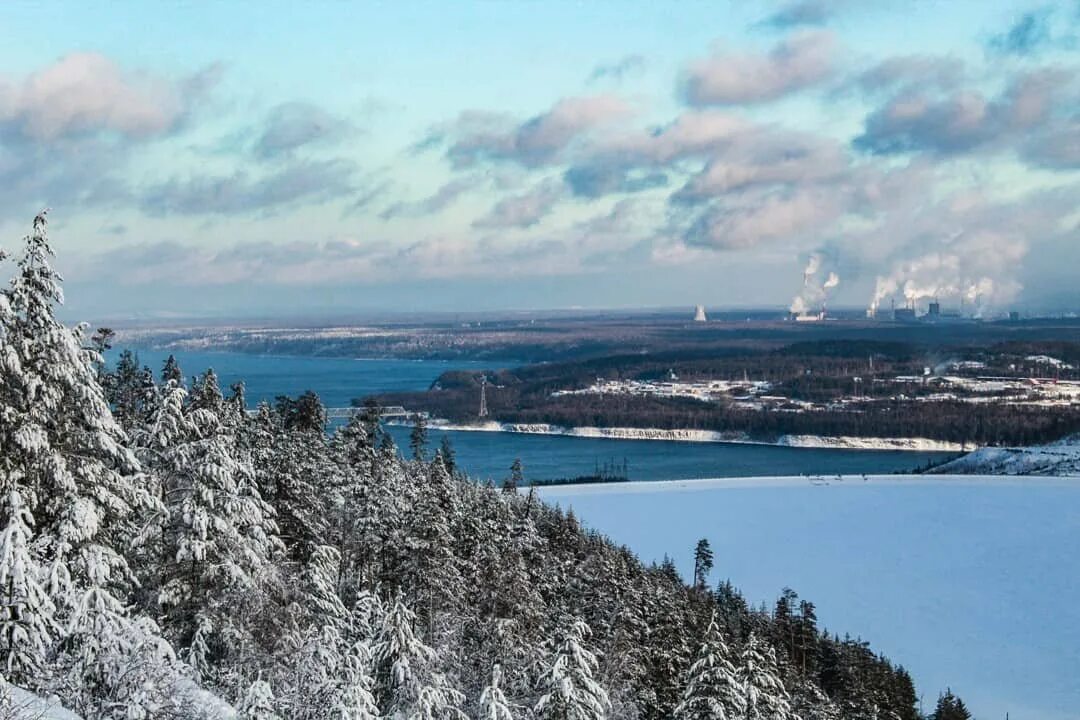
<box><xmin>0</xmin><ymin>214</ymin><xmax>936</xmax><ymax>718</ymax></box>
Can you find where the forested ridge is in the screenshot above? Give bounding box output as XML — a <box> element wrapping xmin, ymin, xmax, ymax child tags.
<box><xmin>375</xmin><ymin>345</ymin><xmax>1080</xmax><ymax>447</ymax></box>
<box><xmin>0</xmin><ymin>214</ymin><xmax>965</xmax><ymax>718</ymax></box>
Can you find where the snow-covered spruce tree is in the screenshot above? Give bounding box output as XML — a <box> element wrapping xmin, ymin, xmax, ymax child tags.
<box><xmin>268</xmin><ymin>546</ymin><xmax>376</xmax><ymax>719</ymax></box>
<box><xmin>251</xmin><ymin>399</ymin><xmax>334</xmax><ymax>563</ymax></box>
<box><xmin>737</xmin><ymin>632</ymin><xmax>793</xmax><ymax>720</ymax></box>
<box><xmin>397</xmin><ymin>453</ymin><xmax>464</xmax><ymax>642</ymax></box>
<box><xmin>0</xmin><ymin>489</ymin><xmax>57</xmax><ymax>685</ymax></box>
<box><xmin>240</xmin><ymin>679</ymin><xmax>282</xmax><ymax>720</ymax></box>
<box><xmin>373</xmin><ymin>594</ymin><xmax>466</xmax><ymax>719</ymax></box>
<box><xmin>137</xmin><ymin>370</ymin><xmax>283</xmax><ymax>689</ymax></box>
<box><xmin>327</xmin><ymin>639</ymin><xmax>380</xmax><ymax>720</ymax></box>
<box><xmin>535</xmin><ymin>618</ymin><xmax>611</xmax><ymax>720</ymax></box>
<box><xmin>673</xmin><ymin>613</ymin><xmax>744</xmax><ymax>720</ymax></box>
<box><xmin>0</xmin><ymin>213</ymin><xmax>189</xmax><ymax>712</ymax></box>
<box><xmin>478</xmin><ymin>663</ymin><xmax>515</xmax><ymax>720</ymax></box>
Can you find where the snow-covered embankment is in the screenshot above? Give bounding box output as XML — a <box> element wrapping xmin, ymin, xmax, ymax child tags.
<box><xmin>423</xmin><ymin>420</ymin><xmax>964</xmax><ymax>452</ymax></box>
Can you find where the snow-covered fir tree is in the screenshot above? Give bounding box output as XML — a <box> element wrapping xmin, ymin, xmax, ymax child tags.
<box><xmin>0</xmin><ymin>490</ymin><xmax>56</xmax><ymax>686</ymax></box>
<box><xmin>535</xmin><ymin>618</ymin><xmax>611</xmax><ymax>720</ymax></box>
<box><xmin>478</xmin><ymin>663</ymin><xmax>515</xmax><ymax>720</ymax></box>
<box><xmin>240</xmin><ymin>679</ymin><xmax>282</xmax><ymax>720</ymax></box>
<box><xmin>737</xmin><ymin>632</ymin><xmax>793</xmax><ymax>720</ymax></box>
<box><xmin>673</xmin><ymin>613</ymin><xmax>743</xmax><ymax>720</ymax></box>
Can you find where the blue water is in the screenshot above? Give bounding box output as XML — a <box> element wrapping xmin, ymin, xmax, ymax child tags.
<box><xmin>539</xmin><ymin>480</ymin><xmax>1080</xmax><ymax>720</ymax></box>
<box><xmin>111</xmin><ymin>349</ymin><xmax>953</xmax><ymax>481</ymax></box>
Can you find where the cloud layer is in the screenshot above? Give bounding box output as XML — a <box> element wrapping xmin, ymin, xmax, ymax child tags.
<box><xmin>4</xmin><ymin>5</ymin><xmax>1080</xmax><ymax>317</ymax></box>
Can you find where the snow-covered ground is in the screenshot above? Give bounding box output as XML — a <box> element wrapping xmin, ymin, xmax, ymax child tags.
<box><xmin>536</xmin><ymin>474</ymin><xmax>1080</xmax><ymax>720</ymax></box>
<box><xmin>426</xmin><ymin>420</ymin><xmax>965</xmax><ymax>451</ymax></box>
<box><xmin>4</xmin><ymin>686</ymin><xmax>81</xmax><ymax>719</ymax></box>
<box><xmin>933</xmin><ymin>435</ymin><xmax>1080</xmax><ymax>475</ymax></box>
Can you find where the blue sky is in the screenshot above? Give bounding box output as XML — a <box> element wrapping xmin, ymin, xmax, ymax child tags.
<box><xmin>1</xmin><ymin>0</ymin><xmax>1078</xmax><ymax>319</ymax></box>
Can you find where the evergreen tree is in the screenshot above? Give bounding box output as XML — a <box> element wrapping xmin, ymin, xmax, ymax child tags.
<box><xmin>410</xmin><ymin>415</ymin><xmax>429</xmax><ymax>462</ymax></box>
<box><xmin>240</xmin><ymin>679</ymin><xmax>282</xmax><ymax>720</ymax></box>
<box><xmin>535</xmin><ymin>618</ymin><xmax>611</xmax><ymax>720</ymax></box>
<box><xmin>161</xmin><ymin>354</ymin><xmax>184</xmax><ymax>387</ymax></box>
<box><xmin>439</xmin><ymin>435</ymin><xmax>457</xmax><ymax>477</ymax></box>
<box><xmin>692</xmin><ymin>539</ymin><xmax>714</xmax><ymax>590</ymax></box>
<box><xmin>0</xmin><ymin>490</ymin><xmax>56</xmax><ymax>686</ymax></box>
<box><xmin>373</xmin><ymin>595</ymin><xmax>466</xmax><ymax>719</ymax></box>
<box><xmin>141</xmin><ymin>377</ymin><xmax>282</xmax><ymax>678</ymax></box>
<box><xmin>738</xmin><ymin>633</ymin><xmax>792</xmax><ymax>720</ymax></box>
<box><xmin>504</xmin><ymin>458</ymin><xmax>524</xmax><ymax>494</ymax></box>
<box><xmin>673</xmin><ymin>614</ymin><xmax>743</xmax><ymax>720</ymax></box>
<box><xmin>929</xmin><ymin>689</ymin><xmax>972</xmax><ymax>720</ymax></box>
<box><xmin>0</xmin><ymin>212</ymin><xmax>176</xmax><ymax>709</ymax></box>
<box><xmin>479</xmin><ymin>663</ymin><xmax>515</xmax><ymax>720</ymax></box>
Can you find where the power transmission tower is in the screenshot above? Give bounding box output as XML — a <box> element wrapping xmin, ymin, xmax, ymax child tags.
<box><xmin>478</xmin><ymin>375</ymin><xmax>488</xmax><ymax>418</ymax></box>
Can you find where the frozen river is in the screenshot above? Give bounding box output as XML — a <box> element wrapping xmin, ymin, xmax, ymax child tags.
<box><xmin>538</xmin><ymin>475</ymin><xmax>1080</xmax><ymax>720</ymax></box>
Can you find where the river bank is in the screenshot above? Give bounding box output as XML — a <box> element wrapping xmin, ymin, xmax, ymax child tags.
<box><xmin>415</xmin><ymin>419</ymin><xmax>967</xmax><ymax>452</ymax></box>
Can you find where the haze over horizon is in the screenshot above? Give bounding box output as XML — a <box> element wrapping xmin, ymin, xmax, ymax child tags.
<box><xmin>3</xmin><ymin>1</ymin><xmax>1080</xmax><ymax>319</ymax></box>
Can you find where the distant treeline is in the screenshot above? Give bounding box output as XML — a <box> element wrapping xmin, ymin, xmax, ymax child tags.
<box><xmin>370</xmin><ymin>339</ymin><xmax>1080</xmax><ymax>447</ymax></box>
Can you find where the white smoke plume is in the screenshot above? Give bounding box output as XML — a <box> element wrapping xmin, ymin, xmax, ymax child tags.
<box><xmin>867</xmin><ymin>231</ymin><xmax>1026</xmax><ymax>317</ymax></box>
<box><xmin>790</xmin><ymin>252</ymin><xmax>840</xmax><ymax>315</ymax></box>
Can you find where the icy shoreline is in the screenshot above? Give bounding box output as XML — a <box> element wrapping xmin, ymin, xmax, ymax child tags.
<box><xmin>418</xmin><ymin>420</ymin><xmax>965</xmax><ymax>452</ymax></box>
<box><xmin>530</xmin><ymin>473</ymin><xmax>1080</xmax><ymax>497</ymax></box>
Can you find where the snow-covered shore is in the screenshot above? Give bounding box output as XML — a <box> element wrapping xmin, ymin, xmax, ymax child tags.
<box><xmin>422</xmin><ymin>420</ymin><xmax>965</xmax><ymax>452</ymax></box>
<box><xmin>530</xmin><ymin>473</ymin><xmax>1078</xmax><ymax>497</ymax></box>
<box><xmin>931</xmin><ymin>435</ymin><xmax>1080</xmax><ymax>475</ymax></box>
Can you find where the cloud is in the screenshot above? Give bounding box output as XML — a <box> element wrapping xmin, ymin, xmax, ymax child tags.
<box><xmin>253</xmin><ymin>102</ymin><xmax>351</xmax><ymax>158</ymax></box>
<box><xmin>0</xmin><ymin>53</ymin><xmax>223</xmax><ymax>219</ymax></box>
<box><xmin>1022</xmin><ymin>116</ymin><xmax>1080</xmax><ymax>169</ymax></box>
<box><xmin>683</xmin><ymin>31</ymin><xmax>835</xmax><ymax>105</ymax></box>
<box><xmin>344</xmin><ymin>180</ymin><xmax>393</xmax><ymax>217</ymax></box>
<box><xmin>428</xmin><ymin>95</ymin><xmax>633</xmax><ymax>168</ymax></box>
<box><xmin>682</xmin><ymin>187</ymin><xmax>845</xmax><ymax>249</ymax></box>
<box><xmin>0</xmin><ymin>52</ymin><xmax>201</xmax><ymax>141</ymax></box>
<box><xmin>675</xmin><ymin>130</ymin><xmax>848</xmax><ymax>200</ymax></box>
<box><xmin>989</xmin><ymin>9</ymin><xmax>1053</xmax><ymax>56</ymax></box>
<box><xmin>379</xmin><ymin>175</ymin><xmax>484</xmax><ymax>220</ymax></box>
<box><xmin>564</xmin><ymin>165</ymin><xmax>668</xmax><ymax>198</ymax></box>
<box><xmin>561</xmin><ymin>111</ymin><xmax>748</xmax><ymax>198</ymax></box>
<box><xmin>850</xmin><ymin>55</ymin><xmax>965</xmax><ymax>96</ymax></box>
<box><xmin>139</xmin><ymin>159</ymin><xmax>355</xmax><ymax>216</ymax></box>
<box><xmin>853</xmin><ymin>68</ymin><xmax>1075</xmax><ymax>156</ymax></box>
<box><xmin>760</xmin><ymin>0</ymin><xmax>834</xmax><ymax>29</ymax></box>
<box><xmin>587</xmin><ymin>55</ymin><xmax>647</xmax><ymax>83</ymax></box>
<box><xmin>473</xmin><ymin>179</ymin><xmax>565</xmax><ymax>228</ymax></box>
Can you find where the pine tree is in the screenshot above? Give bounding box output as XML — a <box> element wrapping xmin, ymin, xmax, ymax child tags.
<box><xmin>673</xmin><ymin>614</ymin><xmax>743</xmax><ymax>720</ymax></box>
<box><xmin>478</xmin><ymin>663</ymin><xmax>515</xmax><ymax>720</ymax></box>
<box><xmin>0</xmin><ymin>490</ymin><xmax>57</xmax><ymax>686</ymax></box>
<box><xmin>439</xmin><ymin>435</ymin><xmax>457</xmax><ymax>477</ymax></box>
<box><xmin>140</xmin><ymin>377</ymin><xmax>282</xmax><ymax>678</ymax></box>
<box><xmin>161</xmin><ymin>354</ymin><xmax>184</xmax><ymax>387</ymax></box>
<box><xmin>504</xmin><ymin>459</ymin><xmax>524</xmax><ymax>494</ymax></box>
<box><xmin>0</xmin><ymin>212</ymin><xmax>175</xmax><ymax>709</ymax></box>
<box><xmin>535</xmin><ymin>618</ymin><xmax>611</xmax><ymax>720</ymax></box>
<box><xmin>330</xmin><ymin>640</ymin><xmax>380</xmax><ymax>720</ymax></box>
<box><xmin>373</xmin><ymin>595</ymin><xmax>466</xmax><ymax>719</ymax></box>
<box><xmin>692</xmin><ymin>539</ymin><xmax>714</xmax><ymax>590</ymax></box>
<box><xmin>240</xmin><ymin>679</ymin><xmax>282</xmax><ymax>720</ymax></box>
<box><xmin>737</xmin><ymin>633</ymin><xmax>792</xmax><ymax>720</ymax></box>
<box><xmin>929</xmin><ymin>688</ymin><xmax>972</xmax><ymax>720</ymax></box>
<box><xmin>410</xmin><ymin>415</ymin><xmax>429</xmax><ymax>462</ymax></box>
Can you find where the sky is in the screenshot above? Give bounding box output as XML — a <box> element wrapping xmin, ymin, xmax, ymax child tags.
<box><xmin>1</xmin><ymin>0</ymin><xmax>1079</xmax><ymax>320</ymax></box>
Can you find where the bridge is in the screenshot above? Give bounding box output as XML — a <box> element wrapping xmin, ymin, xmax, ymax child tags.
<box><xmin>324</xmin><ymin>406</ymin><xmax>427</xmax><ymax>421</ymax></box>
